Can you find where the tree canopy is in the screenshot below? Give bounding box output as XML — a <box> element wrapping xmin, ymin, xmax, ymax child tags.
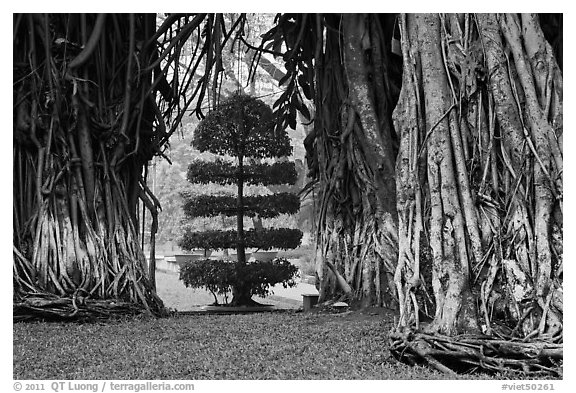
<box><xmin>193</xmin><ymin>93</ymin><xmax>292</xmax><ymax>158</ymax></box>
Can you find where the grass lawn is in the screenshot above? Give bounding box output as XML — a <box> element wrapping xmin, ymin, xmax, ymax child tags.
<box><xmin>14</xmin><ymin>310</ymin><xmax>497</xmax><ymax>380</ymax></box>
<box><xmin>13</xmin><ymin>269</ymin><xmax>502</xmax><ymax>380</ymax></box>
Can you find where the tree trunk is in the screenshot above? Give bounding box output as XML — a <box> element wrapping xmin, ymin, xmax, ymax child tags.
<box><xmin>236</xmin><ymin>154</ymin><xmax>246</xmax><ymax>264</ymax></box>
<box><xmin>394</xmin><ymin>13</ymin><xmax>480</xmax><ymax>335</ymax></box>
<box><xmin>231</xmin><ymin>108</ymin><xmax>250</xmax><ymax>306</ymax></box>
<box><xmin>13</xmin><ymin>14</ymin><xmax>165</xmax><ymax>319</ymax></box>
<box><xmin>391</xmin><ymin>13</ymin><xmax>562</xmax><ymax>371</ymax></box>
<box><xmin>311</xmin><ymin>14</ymin><xmax>398</xmax><ymax>307</ymax></box>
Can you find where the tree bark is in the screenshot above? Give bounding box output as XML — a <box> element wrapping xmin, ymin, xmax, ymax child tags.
<box><xmin>13</xmin><ymin>14</ymin><xmax>166</xmax><ymax>319</ymax></box>
<box><xmin>393</xmin><ymin>12</ymin><xmax>562</xmax><ymax>340</ymax></box>
<box><xmin>311</xmin><ymin>14</ymin><xmax>398</xmax><ymax>308</ymax></box>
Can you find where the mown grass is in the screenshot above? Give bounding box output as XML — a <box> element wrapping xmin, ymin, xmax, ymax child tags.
<box><xmin>14</xmin><ymin>268</ymin><xmax>505</xmax><ymax>380</ymax></box>
<box><xmin>13</xmin><ymin>310</ymin><xmax>501</xmax><ymax>380</ymax></box>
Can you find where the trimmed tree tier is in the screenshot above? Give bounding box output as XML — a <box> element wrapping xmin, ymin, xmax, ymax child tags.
<box><xmin>182</xmin><ymin>192</ymin><xmax>300</xmax><ymax>218</ymax></box>
<box><xmin>179</xmin><ymin>258</ymin><xmax>299</xmax><ymax>306</ymax></box>
<box><xmin>187</xmin><ymin>159</ymin><xmax>298</xmax><ymax>186</ymax></box>
<box><xmin>192</xmin><ymin>96</ymin><xmax>293</xmax><ymax>159</ymax></box>
<box><xmin>179</xmin><ymin>228</ymin><xmax>302</xmax><ymax>251</ymax></box>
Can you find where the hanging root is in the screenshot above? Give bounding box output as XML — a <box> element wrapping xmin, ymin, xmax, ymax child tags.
<box><xmin>389</xmin><ymin>329</ymin><xmax>562</xmax><ymax>377</ymax></box>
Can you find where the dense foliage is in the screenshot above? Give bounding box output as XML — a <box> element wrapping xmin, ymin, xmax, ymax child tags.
<box><xmin>179</xmin><ymin>258</ymin><xmax>299</xmax><ymax>304</ymax></box>
<box><xmin>182</xmin><ymin>192</ymin><xmax>300</xmax><ymax>218</ymax></box>
<box><xmin>179</xmin><ymin>228</ymin><xmax>302</xmax><ymax>251</ymax></box>
<box><xmin>187</xmin><ymin>159</ymin><xmax>298</xmax><ymax>186</ymax></box>
<box><xmin>193</xmin><ymin>93</ymin><xmax>292</xmax><ymax>159</ymax></box>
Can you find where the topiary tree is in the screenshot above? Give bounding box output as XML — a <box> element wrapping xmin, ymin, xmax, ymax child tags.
<box><xmin>178</xmin><ymin>93</ymin><xmax>302</xmax><ymax>306</ymax></box>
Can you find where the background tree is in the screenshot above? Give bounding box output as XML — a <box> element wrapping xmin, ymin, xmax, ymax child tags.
<box><xmin>178</xmin><ymin>93</ymin><xmax>302</xmax><ymax>306</ymax></box>
<box><xmin>148</xmin><ymin>13</ymin><xmax>312</xmax><ymax>251</ymax></box>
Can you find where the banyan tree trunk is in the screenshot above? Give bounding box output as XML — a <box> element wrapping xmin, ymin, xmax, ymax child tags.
<box><xmin>13</xmin><ymin>14</ymin><xmax>165</xmax><ymax>320</ymax></box>
<box><xmin>391</xmin><ymin>13</ymin><xmax>562</xmax><ymax>375</ymax></box>
<box><xmin>312</xmin><ymin>14</ymin><xmax>398</xmax><ymax>307</ymax></box>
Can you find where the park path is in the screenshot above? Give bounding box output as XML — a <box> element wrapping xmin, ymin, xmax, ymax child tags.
<box><xmin>267</xmin><ymin>281</ymin><xmax>318</xmax><ymax>304</ymax></box>
<box><xmin>155</xmin><ymin>268</ymin><xmax>318</xmax><ymax>311</ymax></box>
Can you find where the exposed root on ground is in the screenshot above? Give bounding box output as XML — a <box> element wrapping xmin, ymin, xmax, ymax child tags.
<box><xmin>13</xmin><ymin>292</ymin><xmax>167</xmax><ymax>322</ymax></box>
<box><xmin>389</xmin><ymin>329</ymin><xmax>562</xmax><ymax>377</ymax></box>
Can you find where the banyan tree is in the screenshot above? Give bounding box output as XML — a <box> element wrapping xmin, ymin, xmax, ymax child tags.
<box><xmin>259</xmin><ymin>13</ymin><xmax>562</xmax><ymax>375</ymax></box>
<box><xmin>257</xmin><ymin>14</ymin><xmax>401</xmax><ymax>308</ymax></box>
<box><xmin>13</xmin><ymin>14</ymin><xmax>166</xmax><ymax>318</ymax></box>
<box><xmin>12</xmin><ymin>13</ymin><xmax>250</xmax><ymax>319</ymax></box>
<box><xmin>389</xmin><ymin>14</ymin><xmax>562</xmax><ymax>375</ymax></box>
